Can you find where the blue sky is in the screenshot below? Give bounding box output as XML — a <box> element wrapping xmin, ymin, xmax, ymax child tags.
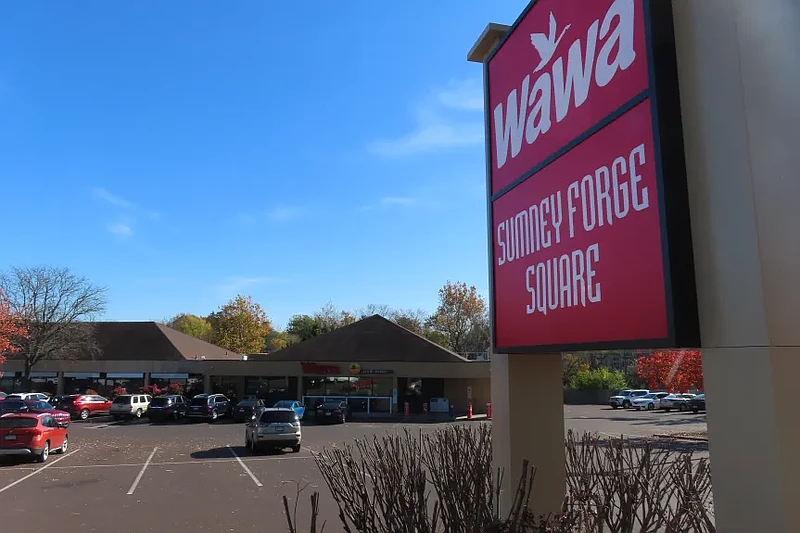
<box><xmin>0</xmin><ymin>1</ymin><xmax>527</xmax><ymax>329</ymax></box>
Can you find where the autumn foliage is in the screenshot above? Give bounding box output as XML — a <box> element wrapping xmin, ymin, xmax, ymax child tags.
<box><xmin>0</xmin><ymin>289</ymin><xmax>27</xmax><ymax>366</ymax></box>
<box><xmin>636</xmin><ymin>350</ymin><xmax>703</xmax><ymax>393</ymax></box>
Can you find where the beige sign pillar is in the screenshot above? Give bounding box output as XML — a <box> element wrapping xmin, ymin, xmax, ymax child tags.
<box><xmin>673</xmin><ymin>1</ymin><xmax>800</xmax><ymax>531</ymax></box>
<box><xmin>469</xmin><ymin>26</ymin><xmax>567</xmax><ymax>517</ymax></box>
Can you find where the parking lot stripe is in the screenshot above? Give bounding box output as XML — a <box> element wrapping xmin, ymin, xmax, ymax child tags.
<box><xmin>0</xmin><ymin>449</ymin><xmax>80</xmax><ymax>494</ymax></box>
<box><xmin>127</xmin><ymin>446</ymin><xmax>157</xmax><ymax>495</ymax></box>
<box><xmin>228</xmin><ymin>445</ymin><xmax>262</xmax><ymax>487</ymax></box>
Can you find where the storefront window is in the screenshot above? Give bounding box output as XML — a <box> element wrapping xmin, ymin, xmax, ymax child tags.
<box><xmin>0</xmin><ymin>372</ymin><xmax>23</xmax><ymax>394</ymax></box>
<box><xmin>29</xmin><ymin>372</ymin><xmax>58</xmax><ymax>395</ymax></box>
<box><xmin>105</xmin><ymin>373</ymin><xmax>145</xmax><ymax>396</ymax></box>
<box><xmin>63</xmin><ymin>373</ymin><xmax>102</xmax><ymax>395</ymax></box>
<box><xmin>149</xmin><ymin>373</ymin><xmax>201</xmax><ymax>396</ymax></box>
<box><xmin>245</xmin><ymin>376</ymin><xmax>293</xmax><ymax>405</ymax></box>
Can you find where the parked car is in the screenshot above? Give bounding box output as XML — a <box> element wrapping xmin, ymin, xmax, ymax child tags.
<box><xmin>0</xmin><ymin>392</ymin><xmax>7</xmax><ymax>401</ymax></box>
<box><xmin>23</xmin><ymin>400</ymin><xmax>71</xmax><ymax>426</ymax></box>
<box><xmin>0</xmin><ymin>413</ymin><xmax>69</xmax><ymax>462</ymax></box>
<box><xmin>631</xmin><ymin>392</ymin><xmax>670</xmax><ymax>411</ymax></box>
<box><xmin>660</xmin><ymin>393</ymin><xmax>696</xmax><ymax>412</ymax></box>
<box><xmin>273</xmin><ymin>400</ymin><xmax>306</xmax><ymax>420</ymax></box>
<box><xmin>187</xmin><ymin>394</ymin><xmax>231</xmax><ymax>422</ymax></box>
<box><xmin>0</xmin><ymin>399</ymin><xmax>29</xmax><ymax>415</ymax></box>
<box><xmin>689</xmin><ymin>393</ymin><xmax>706</xmax><ymax>413</ymax></box>
<box><xmin>233</xmin><ymin>398</ymin><xmax>266</xmax><ymax>422</ymax></box>
<box><xmin>245</xmin><ymin>407</ymin><xmax>302</xmax><ymax>453</ymax></box>
<box><xmin>146</xmin><ymin>395</ymin><xmax>189</xmax><ymax>422</ymax></box>
<box><xmin>6</xmin><ymin>393</ymin><xmax>50</xmax><ymax>402</ymax></box>
<box><xmin>47</xmin><ymin>395</ymin><xmax>65</xmax><ymax>408</ymax></box>
<box><xmin>315</xmin><ymin>400</ymin><xmax>351</xmax><ymax>424</ymax></box>
<box><xmin>110</xmin><ymin>394</ymin><xmax>151</xmax><ymax>419</ymax></box>
<box><xmin>608</xmin><ymin>389</ymin><xmax>649</xmax><ymax>409</ymax></box>
<box><xmin>57</xmin><ymin>394</ymin><xmax>113</xmax><ymax>420</ymax></box>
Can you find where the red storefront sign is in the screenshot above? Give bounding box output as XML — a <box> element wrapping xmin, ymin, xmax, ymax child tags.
<box><xmin>300</xmin><ymin>362</ymin><xmax>341</xmax><ymax>375</ymax></box>
<box><xmin>484</xmin><ymin>0</ymin><xmax>699</xmax><ymax>352</ymax></box>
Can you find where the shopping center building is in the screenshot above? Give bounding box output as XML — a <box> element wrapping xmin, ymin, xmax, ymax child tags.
<box><xmin>0</xmin><ymin>315</ymin><xmax>490</xmax><ymax>415</ymax></box>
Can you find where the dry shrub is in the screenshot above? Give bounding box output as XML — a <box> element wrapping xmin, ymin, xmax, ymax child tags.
<box><xmin>283</xmin><ymin>425</ymin><xmax>715</xmax><ymax>533</ymax></box>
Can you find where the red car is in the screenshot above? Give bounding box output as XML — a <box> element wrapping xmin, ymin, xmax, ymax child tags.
<box><xmin>57</xmin><ymin>394</ymin><xmax>112</xmax><ymax>420</ymax></box>
<box><xmin>24</xmin><ymin>400</ymin><xmax>71</xmax><ymax>426</ymax></box>
<box><xmin>0</xmin><ymin>413</ymin><xmax>69</xmax><ymax>462</ymax></box>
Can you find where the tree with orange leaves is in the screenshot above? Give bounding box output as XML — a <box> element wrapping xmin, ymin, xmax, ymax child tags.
<box><xmin>0</xmin><ymin>289</ymin><xmax>27</xmax><ymax>366</ymax></box>
<box><xmin>636</xmin><ymin>350</ymin><xmax>703</xmax><ymax>393</ymax></box>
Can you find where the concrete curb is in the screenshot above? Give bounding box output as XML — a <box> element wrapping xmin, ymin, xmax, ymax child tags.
<box><xmin>653</xmin><ymin>434</ymin><xmax>709</xmax><ymax>442</ymax></box>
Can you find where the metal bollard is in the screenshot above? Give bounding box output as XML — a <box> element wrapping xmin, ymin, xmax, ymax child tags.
<box><xmin>404</xmin><ymin>401</ymin><xmax>410</xmax><ymax>417</ymax></box>
<box><xmin>467</xmin><ymin>403</ymin><xmax>473</xmax><ymax>419</ymax></box>
<box><xmin>486</xmin><ymin>401</ymin><xmax>492</xmax><ymax>420</ymax></box>
<box><xmin>423</xmin><ymin>402</ymin><xmax>428</xmax><ymax>416</ymax></box>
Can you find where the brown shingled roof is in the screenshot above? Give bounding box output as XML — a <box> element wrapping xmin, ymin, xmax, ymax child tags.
<box><xmin>46</xmin><ymin>322</ymin><xmax>241</xmax><ymax>361</ymax></box>
<box><xmin>261</xmin><ymin>315</ymin><xmax>470</xmax><ymax>363</ymax></box>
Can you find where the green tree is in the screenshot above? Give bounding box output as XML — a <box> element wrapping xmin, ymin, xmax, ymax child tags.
<box><xmin>286</xmin><ymin>314</ymin><xmax>322</xmax><ymax>341</ymax></box>
<box><xmin>429</xmin><ymin>281</ymin><xmax>488</xmax><ymax>354</ymax></box>
<box><xmin>167</xmin><ymin>313</ymin><xmax>212</xmax><ymax>341</ymax></box>
<box><xmin>212</xmin><ymin>295</ymin><xmax>273</xmax><ymax>354</ymax></box>
<box><xmin>263</xmin><ymin>330</ymin><xmax>295</xmax><ymax>352</ymax></box>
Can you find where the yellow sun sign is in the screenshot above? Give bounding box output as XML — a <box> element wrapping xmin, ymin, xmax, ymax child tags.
<box><xmin>348</xmin><ymin>363</ymin><xmax>361</xmax><ymax>375</ymax></box>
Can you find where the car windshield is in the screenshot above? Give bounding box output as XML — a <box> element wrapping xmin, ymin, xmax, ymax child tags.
<box><xmin>321</xmin><ymin>402</ymin><xmax>343</xmax><ymax>409</ymax></box>
<box><xmin>0</xmin><ymin>418</ymin><xmax>38</xmax><ymax>429</ymax></box>
<box><xmin>60</xmin><ymin>396</ymin><xmax>79</xmax><ymax>404</ymax></box>
<box><xmin>6</xmin><ymin>395</ymin><xmax>23</xmax><ymax>400</ymax></box>
<box><xmin>260</xmin><ymin>411</ymin><xmax>297</xmax><ymax>423</ymax></box>
<box><xmin>112</xmin><ymin>396</ymin><xmax>132</xmax><ymax>404</ymax></box>
<box><xmin>150</xmin><ymin>398</ymin><xmax>170</xmax><ymax>407</ymax></box>
<box><xmin>696</xmin><ymin>394</ymin><xmax>705</xmax><ymax>399</ymax></box>
<box><xmin>190</xmin><ymin>397</ymin><xmax>209</xmax><ymax>406</ymax></box>
<box><xmin>28</xmin><ymin>402</ymin><xmax>51</xmax><ymax>409</ymax></box>
<box><xmin>274</xmin><ymin>401</ymin><xmax>294</xmax><ymax>408</ymax></box>
<box><xmin>641</xmin><ymin>394</ymin><xmax>657</xmax><ymax>399</ymax></box>
<box><xmin>237</xmin><ymin>400</ymin><xmax>258</xmax><ymax>407</ymax></box>
<box><xmin>616</xmin><ymin>390</ymin><xmax>631</xmax><ymax>396</ymax></box>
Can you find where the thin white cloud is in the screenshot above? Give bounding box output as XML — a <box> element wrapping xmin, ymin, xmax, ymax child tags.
<box><xmin>267</xmin><ymin>205</ymin><xmax>307</xmax><ymax>222</ymax></box>
<box><xmin>107</xmin><ymin>223</ymin><xmax>134</xmax><ymax>238</ymax></box>
<box><xmin>366</xmin><ymin>78</ymin><xmax>484</xmax><ymax>158</ymax></box>
<box><xmin>92</xmin><ymin>187</ymin><xmax>161</xmax><ymax>237</ymax></box>
<box><xmin>213</xmin><ymin>276</ymin><xmax>290</xmax><ymax>297</ymax></box>
<box><xmin>380</xmin><ymin>196</ymin><xmax>419</xmax><ymax>207</ymax></box>
<box><xmin>436</xmin><ymin>79</ymin><xmax>484</xmax><ymax>111</ymax></box>
<box><xmin>92</xmin><ymin>187</ymin><xmax>135</xmax><ymax>209</ymax></box>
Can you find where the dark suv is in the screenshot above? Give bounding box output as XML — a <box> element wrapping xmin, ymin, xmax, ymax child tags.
<box><xmin>187</xmin><ymin>394</ymin><xmax>230</xmax><ymax>422</ymax></box>
<box><xmin>146</xmin><ymin>395</ymin><xmax>189</xmax><ymax>422</ymax></box>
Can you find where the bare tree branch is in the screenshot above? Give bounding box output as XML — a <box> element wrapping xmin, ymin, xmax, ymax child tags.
<box><xmin>0</xmin><ymin>266</ymin><xmax>107</xmax><ymax>377</ymax></box>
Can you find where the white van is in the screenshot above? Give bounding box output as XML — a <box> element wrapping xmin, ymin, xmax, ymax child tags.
<box><xmin>110</xmin><ymin>394</ymin><xmax>151</xmax><ymax>419</ymax></box>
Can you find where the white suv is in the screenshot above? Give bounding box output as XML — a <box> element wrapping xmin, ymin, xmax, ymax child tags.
<box><xmin>110</xmin><ymin>394</ymin><xmax>151</xmax><ymax>419</ymax></box>
<box><xmin>609</xmin><ymin>389</ymin><xmax>649</xmax><ymax>409</ymax></box>
<box><xmin>7</xmin><ymin>392</ymin><xmax>50</xmax><ymax>402</ymax></box>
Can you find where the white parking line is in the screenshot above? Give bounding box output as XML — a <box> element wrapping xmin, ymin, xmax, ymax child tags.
<box><xmin>0</xmin><ymin>454</ymin><xmax>314</xmax><ymax>472</ymax></box>
<box><xmin>0</xmin><ymin>449</ymin><xmax>80</xmax><ymax>494</ymax></box>
<box><xmin>228</xmin><ymin>445</ymin><xmax>262</xmax><ymax>487</ymax></box>
<box><xmin>127</xmin><ymin>446</ymin><xmax>157</xmax><ymax>495</ymax></box>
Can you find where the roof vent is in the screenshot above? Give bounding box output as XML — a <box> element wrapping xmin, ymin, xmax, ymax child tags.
<box><xmin>200</xmin><ymin>356</ymin><xmax>206</xmax><ymax>360</ymax></box>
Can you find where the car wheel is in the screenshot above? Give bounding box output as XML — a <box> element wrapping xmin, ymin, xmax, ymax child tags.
<box><xmin>135</xmin><ymin>409</ymin><xmax>143</xmax><ymax>418</ymax></box>
<box><xmin>56</xmin><ymin>436</ymin><xmax>68</xmax><ymax>454</ymax></box>
<box><xmin>172</xmin><ymin>410</ymin><xmax>180</xmax><ymax>421</ymax></box>
<box><xmin>622</xmin><ymin>401</ymin><xmax>631</xmax><ymax>408</ymax></box>
<box><xmin>291</xmin><ymin>444</ymin><xmax>301</xmax><ymax>453</ymax></box>
<box><xmin>647</xmin><ymin>403</ymin><xmax>655</xmax><ymax>411</ymax></box>
<box><xmin>79</xmin><ymin>409</ymin><xmax>90</xmax><ymax>421</ymax></box>
<box><xmin>678</xmin><ymin>404</ymin><xmax>686</xmax><ymax>412</ymax></box>
<box><xmin>211</xmin><ymin>410</ymin><xmax>218</xmax><ymax>422</ymax></box>
<box><xmin>693</xmin><ymin>408</ymin><xmax>699</xmax><ymax>413</ymax></box>
<box><xmin>36</xmin><ymin>442</ymin><xmax>50</xmax><ymax>463</ymax></box>
<box><xmin>664</xmin><ymin>408</ymin><xmax>671</xmax><ymax>412</ymax></box>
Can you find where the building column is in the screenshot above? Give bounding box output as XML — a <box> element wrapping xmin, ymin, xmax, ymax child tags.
<box><xmin>203</xmin><ymin>374</ymin><xmax>211</xmax><ymax>394</ymax></box>
<box><xmin>673</xmin><ymin>1</ymin><xmax>800</xmax><ymax>531</ymax></box>
<box><xmin>56</xmin><ymin>372</ymin><xmax>65</xmax><ymax>395</ymax></box>
<box><xmin>491</xmin><ymin>353</ymin><xmax>565</xmax><ymax>517</ymax></box>
<box><xmin>143</xmin><ymin>373</ymin><xmax>150</xmax><ymax>387</ymax></box>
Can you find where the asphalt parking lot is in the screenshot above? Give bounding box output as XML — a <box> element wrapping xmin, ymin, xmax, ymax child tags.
<box><xmin>0</xmin><ymin>405</ymin><xmax>707</xmax><ymax>533</ymax></box>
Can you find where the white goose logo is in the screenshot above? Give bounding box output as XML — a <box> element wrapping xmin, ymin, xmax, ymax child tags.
<box><xmin>530</xmin><ymin>12</ymin><xmax>571</xmax><ymax>73</ymax></box>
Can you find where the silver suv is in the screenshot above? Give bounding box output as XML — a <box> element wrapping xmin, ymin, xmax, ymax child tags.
<box><xmin>609</xmin><ymin>389</ymin><xmax>649</xmax><ymax>409</ymax></box>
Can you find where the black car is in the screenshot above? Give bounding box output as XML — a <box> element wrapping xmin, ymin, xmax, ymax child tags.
<box><xmin>0</xmin><ymin>399</ymin><xmax>28</xmax><ymax>415</ymax></box>
<box><xmin>689</xmin><ymin>393</ymin><xmax>706</xmax><ymax>413</ymax></box>
<box><xmin>232</xmin><ymin>398</ymin><xmax>266</xmax><ymax>422</ymax></box>
<box><xmin>315</xmin><ymin>401</ymin><xmax>351</xmax><ymax>424</ymax></box>
<box><xmin>146</xmin><ymin>395</ymin><xmax>189</xmax><ymax>422</ymax></box>
<box><xmin>186</xmin><ymin>394</ymin><xmax>231</xmax><ymax>422</ymax></box>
